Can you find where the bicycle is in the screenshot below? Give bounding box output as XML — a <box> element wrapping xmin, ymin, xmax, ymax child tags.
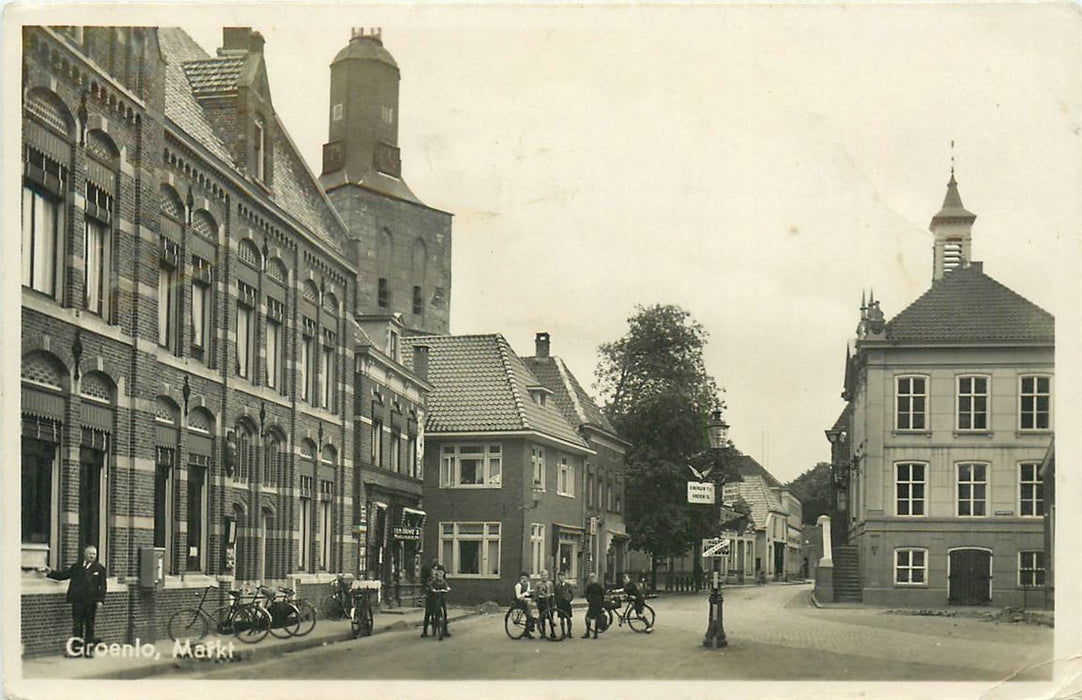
<box><xmin>427</xmin><ymin>588</ymin><xmax>451</xmax><ymax>641</ymax></box>
<box><xmin>167</xmin><ymin>585</ymin><xmax>272</xmax><ymax>644</ymax></box>
<box><xmin>349</xmin><ymin>587</ymin><xmax>375</xmax><ymax>639</ymax></box>
<box><xmin>279</xmin><ymin>586</ymin><xmax>318</xmax><ymax>637</ymax></box>
<box><xmin>597</xmin><ymin>591</ymin><xmax>654</xmax><ymax>634</ymax></box>
<box><xmin>504</xmin><ymin>596</ymin><xmax>538</xmax><ymax>640</ymax></box>
<box><xmin>536</xmin><ymin>595</ymin><xmax>564</xmax><ymax>641</ymax></box>
<box><xmin>257</xmin><ymin>585</ymin><xmax>300</xmax><ymax>639</ymax></box>
<box><xmin>320</xmin><ymin>574</ymin><xmax>354</xmax><ymax>620</ymax></box>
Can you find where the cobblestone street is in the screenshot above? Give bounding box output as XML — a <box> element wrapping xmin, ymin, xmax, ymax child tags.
<box><xmin>173</xmin><ymin>583</ymin><xmax>1052</xmax><ymax>683</ymax></box>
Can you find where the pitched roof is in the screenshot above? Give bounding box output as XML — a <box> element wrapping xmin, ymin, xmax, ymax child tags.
<box><xmin>885</xmin><ymin>263</ymin><xmax>1054</xmax><ymax>343</ymax></box>
<box><xmin>401</xmin><ymin>335</ymin><xmax>588</xmax><ymax>449</ymax></box>
<box><xmin>522</xmin><ymin>356</ymin><xmax>621</xmax><ymax>441</ymax></box>
<box><xmin>721</xmin><ymin>454</ymin><xmax>789</xmax><ymax>530</ymax></box>
<box><xmin>156</xmin><ymin>28</ymin><xmax>349</xmax><ymax>255</ymax></box>
<box><xmin>181</xmin><ymin>55</ymin><xmax>246</xmax><ymax>96</ymax></box>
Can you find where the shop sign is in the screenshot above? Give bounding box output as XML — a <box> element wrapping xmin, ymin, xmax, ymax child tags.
<box><xmin>393</xmin><ymin>526</ymin><xmax>422</xmax><ymax>541</ymax></box>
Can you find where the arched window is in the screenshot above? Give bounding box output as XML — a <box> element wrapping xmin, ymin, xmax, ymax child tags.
<box><xmin>21</xmin><ymin>350</ymin><xmax>68</xmax><ymax>568</ymax></box>
<box><xmin>84</xmin><ymin>130</ymin><xmax>119</xmax><ymax>322</ymax></box>
<box><xmin>267</xmin><ymin>257</ymin><xmax>288</xmax><ymax>285</ymax></box>
<box><xmin>265</xmin><ymin>428</ymin><xmax>286</xmax><ymax>488</ymax></box>
<box><xmin>234</xmin><ymin>420</ymin><xmax>256</xmax><ymax>483</ymax></box>
<box><xmin>22</xmin><ymin>88</ymin><xmax>74</xmax><ymax>299</ymax></box>
<box><xmin>238</xmin><ymin>238</ymin><xmax>261</xmax><ymax>269</ymax></box>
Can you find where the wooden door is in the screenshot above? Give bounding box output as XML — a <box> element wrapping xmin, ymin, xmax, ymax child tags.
<box><xmin>949</xmin><ymin>549</ymin><xmax>991</xmax><ymax>605</ymax></box>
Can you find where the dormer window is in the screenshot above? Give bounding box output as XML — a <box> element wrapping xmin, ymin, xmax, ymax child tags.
<box><xmin>528</xmin><ymin>385</ymin><xmax>553</xmax><ymax>406</ymax></box>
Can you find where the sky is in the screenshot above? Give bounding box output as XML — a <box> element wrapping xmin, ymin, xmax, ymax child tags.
<box><xmin>174</xmin><ymin>4</ymin><xmax>1082</xmax><ymax>484</ymax></box>
<box><xmin>16</xmin><ymin>3</ymin><xmax>1073</xmax><ymax>484</ymax></box>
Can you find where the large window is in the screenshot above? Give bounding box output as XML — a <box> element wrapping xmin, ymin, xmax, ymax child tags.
<box><xmin>894</xmin><ymin>548</ymin><xmax>927</xmax><ymax>585</ymax></box>
<box><xmin>300</xmin><ymin>333</ymin><xmax>313</xmax><ymax>402</ymax></box>
<box><xmin>1019</xmin><ymin>551</ymin><xmax>1045</xmax><ymax>587</ymax></box>
<box><xmin>236</xmin><ymin>303</ymin><xmax>253</xmax><ymax>379</ymax></box>
<box><xmin>896</xmin><ymin>376</ymin><xmax>927</xmax><ymax>431</ymax></box>
<box><xmin>1019</xmin><ymin>462</ymin><xmax>1044</xmax><ymax>517</ymax></box>
<box><xmin>265</xmin><ymin>316</ymin><xmax>282</xmax><ymax>390</ymax></box>
<box><xmin>191</xmin><ymin>280</ymin><xmax>210</xmax><ymax>352</ymax></box>
<box><xmin>158</xmin><ymin>265</ymin><xmax>178</xmax><ymax>349</ymax></box>
<box><xmin>299</xmin><ymin>476</ymin><xmax>313</xmax><ymax>571</ymax></box>
<box><xmin>895</xmin><ymin>462</ymin><xmax>926</xmax><ymax>516</ymax></box>
<box><xmin>531</xmin><ymin>446</ymin><xmax>546</xmax><ymax>490</ymax></box>
<box><xmin>320</xmin><ymin>339</ymin><xmax>335</xmax><ymax>410</ymax></box>
<box><xmin>530</xmin><ymin>523</ymin><xmax>545</xmax><ymax>574</ymax></box>
<box><xmin>390</xmin><ymin>431</ymin><xmax>401</xmax><ymax>473</ymax></box>
<box><xmin>318</xmin><ymin>480</ymin><xmax>333</xmax><ymax>570</ymax></box>
<box><xmin>957</xmin><ymin>463</ymin><xmax>988</xmax><ymax>517</ymax></box>
<box><xmin>440</xmin><ymin>445</ymin><xmax>501</xmax><ymax>488</ymax></box>
<box><xmin>371</xmin><ymin>419</ymin><xmax>383</xmax><ymax>467</ymax></box>
<box><xmin>153</xmin><ymin>448</ymin><xmax>173</xmax><ymax>551</ymax></box>
<box><xmin>22</xmin><ymin>186</ymin><xmax>60</xmax><ymax>295</ymax></box>
<box><xmin>22</xmin><ymin>437</ymin><xmax>57</xmax><ymax>564</ymax></box>
<box><xmin>84</xmin><ymin>216</ymin><xmax>109</xmax><ymax>317</ymax></box>
<box><xmin>1019</xmin><ymin>376</ymin><xmax>1051</xmax><ymax>431</ymax></box>
<box><xmin>439</xmin><ymin>522</ymin><xmax>501</xmax><ymax>578</ymax></box>
<box><xmin>557</xmin><ymin>457</ymin><xmax>574</xmax><ymax>497</ymax></box>
<box><xmin>957</xmin><ymin>376</ymin><xmax>989</xmax><ymax>431</ymax></box>
<box><xmin>186</xmin><ymin>461</ymin><xmax>207</xmax><ymax>571</ymax></box>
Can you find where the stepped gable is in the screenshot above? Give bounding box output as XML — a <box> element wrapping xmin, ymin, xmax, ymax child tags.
<box><xmin>885</xmin><ymin>263</ymin><xmax>1054</xmax><ymax>343</ymax></box>
<box><xmin>522</xmin><ymin>356</ymin><xmax>619</xmax><ymax>438</ymax></box>
<box><xmin>157</xmin><ymin>28</ymin><xmax>350</xmax><ymax>255</ymax></box>
<box><xmin>402</xmin><ymin>335</ymin><xmax>588</xmax><ymax>449</ymax></box>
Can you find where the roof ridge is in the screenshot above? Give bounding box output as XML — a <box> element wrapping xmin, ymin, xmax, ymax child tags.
<box><xmin>494</xmin><ymin>335</ymin><xmax>531</xmax><ymax>430</ymax></box>
<box><xmin>554</xmin><ymin>357</ymin><xmax>589</xmax><ymax>426</ymax></box>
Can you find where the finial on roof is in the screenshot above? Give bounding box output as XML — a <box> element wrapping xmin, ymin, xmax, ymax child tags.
<box><xmin>950</xmin><ymin>139</ymin><xmax>955</xmax><ymax>177</ymax></box>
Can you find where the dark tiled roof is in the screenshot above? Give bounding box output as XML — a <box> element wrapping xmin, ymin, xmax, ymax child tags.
<box><xmin>157</xmin><ymin>28</ymin><xmax>233</xmax><ymax>163</ymax></box>
<box><xmin>885</xmin><ymin>263</ymin><xmax>1054</xmax><ymax>343</ymax></box>
<box><xmin>156</xmin><ymin>28</ymin><xmax>348</xmax><ymax>256</ymax></box>
<box><xmin>522</xmin><ymin>356</ymin><xmax>621</xmax><ymax>440</ymax></box>
<box><xmin>730</xmin><ymin>454</ymin><xmax>783</xmax><ymax>489</ymax></box>
<box><xmin>181</xmin><ymin>56</ymin><xmax>246</xmax><ymax>96</ymax></box>
<box><xmin>402</xmin><ymin>335</ymin><xmax>588</xmax><ymax>449</ymax></box>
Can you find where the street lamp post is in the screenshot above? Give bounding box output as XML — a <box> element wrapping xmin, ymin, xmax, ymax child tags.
<box><xmin>702</xmin><ymin>410</ymin><xmax>729</xmax><ymax>649</ymax></box>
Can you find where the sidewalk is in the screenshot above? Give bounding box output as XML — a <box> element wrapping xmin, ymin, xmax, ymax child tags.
<box><xmin>22</xmin><ymin>605</ymin><xmax>481</xmax><ymax>680</ymax></box>
<box><xmin>810</xmin><ymin>591</ymin><xmax>1055</xmax><ymax>626</ymax></box>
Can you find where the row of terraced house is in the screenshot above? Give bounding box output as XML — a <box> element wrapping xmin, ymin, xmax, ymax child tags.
<box><xmin>18</xmin><ymin>25</ymin><xmax>628</xmax><ymax>657</ymax></box>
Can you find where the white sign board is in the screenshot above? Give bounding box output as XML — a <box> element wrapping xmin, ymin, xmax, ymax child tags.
<box><xmin>702</xmin><ymin>538</ymin><xmax>731</xmax><ymax>558</ymax></box>
<box><xmin>687</xmin><ymin>481</ymin><xmax>716</xmax><ymax>504</ymax></box>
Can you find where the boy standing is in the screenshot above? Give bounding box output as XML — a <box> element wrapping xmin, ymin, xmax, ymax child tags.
<box><xmin>582</xmin><ymin>573</ymin><xmax>604</xmax><ymax>639</ymax></box>
<box><xmin>554</xmin><ymin>571</ymin><xmax>575</xmax><ymax>639</ymax></box>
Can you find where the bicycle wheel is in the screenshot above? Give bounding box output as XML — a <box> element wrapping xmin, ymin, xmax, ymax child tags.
<box><xmin>269</xmin><ymin>602</ymin><xmax>300</xmax><ymax>639</ymax></box>
<box><xmin>211</xmin><ymin>605</ymin><xmax>235</xmax><ymax>636</ymax></box>
<box><xmin>293</xmin><ymin>599</ymin><xmax>318</xmax><ymax>637</ymax></box>
<box><xmin>234</xmin><ymin>604</ymin><xmax>271</xmax><ymax>644</ymax></box>
<box><xmin>360</xmin><ymin>603</ymin><xmax>374</xmax><ymax>637</ymax></box>
<box><xmin>504</xmin><ymin>606</ymin><xmax>527</xmax><ymax>639</ymax></box>
<box><xmin>434</xmin><ymin>606</ymin><xmax>445</xmax><ymax>641</ymax></box>
<box><xmin>167</xmin><ymin>609</ymin><xmax>209</xmax><ymax>642</ymax></box>
<box><xmin>320</xmin><ymin>595</ymin><xmax>345</xmax><ymax>620</ymax></box>
<box><xmin>628</xmin><ymin>603</ymin><xmax>655</xmax><ymax>633</ymax></box>
<box><xmin>596</xmin><ymin>608</ymin><xmax>613</xmax><ymax>634</ymax></box>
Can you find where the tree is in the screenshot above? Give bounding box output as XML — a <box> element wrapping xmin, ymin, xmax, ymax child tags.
<box><xmin>596</xmin><ymin>304</ymin><xmax>740</xmax><ymax>587</ymax></box>
<box><xmin>787</xmin><ymin>462</ymin><xmax>833</xmax><ymax>526</ymax></box>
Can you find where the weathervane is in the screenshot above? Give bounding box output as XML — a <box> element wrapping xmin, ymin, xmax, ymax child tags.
<box><xmin>950</xmin><ymin>139</ymin><xmax>956</xmax><ymax>176</ymax></box>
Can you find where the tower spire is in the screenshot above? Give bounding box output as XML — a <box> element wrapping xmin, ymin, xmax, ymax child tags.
<box><xmin>929</xmin><ymin>154</ymin><xmax>976</xmax><ymax>281</ymax></box>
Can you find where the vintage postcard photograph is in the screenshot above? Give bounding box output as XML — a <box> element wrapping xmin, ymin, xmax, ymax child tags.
<box><xmin>2</xmin><ymin>3</ymin><xmax>1080</xmax><ymax>699</ymax></box>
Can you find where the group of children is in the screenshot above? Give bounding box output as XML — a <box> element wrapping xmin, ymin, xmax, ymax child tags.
<box><xmin>515</xmin><ymin>570</ymin><xmax>646</xmax><ymax>640</ymax></box>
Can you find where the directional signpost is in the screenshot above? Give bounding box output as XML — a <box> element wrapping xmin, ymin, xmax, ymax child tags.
<box><xmin>687</xmin><ymin>481</ymin><xmax>716</xmax><ymax>504</ymax></box>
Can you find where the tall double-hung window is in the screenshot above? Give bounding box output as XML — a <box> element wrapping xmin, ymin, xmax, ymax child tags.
<box><xmin>1019</xmin><ymin>376</ymin><xmax>1051</xmax><ymax>431</ymax></box>
<box><xmin>957</xmin><ymin>376</ymin><xmax>989</xmax><ymax>431</ymax></box>
<box><xmin>895</xmin><ymin>376</ymin><xmax>927</xmax><ymax>431</ymax></box>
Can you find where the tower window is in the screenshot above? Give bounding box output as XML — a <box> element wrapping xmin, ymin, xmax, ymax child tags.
<box><xmin>943</xmin><ymin>238</ymin><xmax>963</xmax><ymax>273</ymax></box>
<box><xmin>412</xmin><ymin>286</ymin><xmax>423</xmax><ymax>315</ymax></box>
<box><xmin>381</xmin><ymin>105</ymin><xmax>394</xmax><ymax>124</ymax></box>
<box><xmin>253</xmin><ymin>118</ymin><xmax>267</xmax><ymax>183</ymax></box>
<box><xmin>378</xmin><ymin>278</ymin><xmax>389</xmax><ymax>308</ymax></box>
<box><xmin>332</xmin><ymin>103</ymin><xmax>343</xmax><ymax>121</ymax></box>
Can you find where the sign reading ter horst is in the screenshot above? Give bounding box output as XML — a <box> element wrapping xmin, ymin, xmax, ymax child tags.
<box><xmin>687</xmin><ymin>481</ymin><xmax>716</xmax><ymax>504</ymax></box>
<box><xmin>393</xmin><ymin>526</ymin><xmax>422</xmax><ymax>541</ymax></box>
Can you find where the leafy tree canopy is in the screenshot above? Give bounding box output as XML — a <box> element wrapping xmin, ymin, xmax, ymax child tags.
<box><xmin>596</xmin><ymin>304</ymin><xmax>740</xmax><ymax>562</ymax></box>
<box><xmin>787</xmin><ymin>461</ymin><xmax>833</xmax><ymax>525</ymax></box>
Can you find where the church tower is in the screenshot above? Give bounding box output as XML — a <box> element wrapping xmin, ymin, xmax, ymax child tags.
<box><xmin>320</xmin><ymin>29</ymin><xmax>452</xmax><ymax>335</ymax></box>
<box><xmin>929</xmin><ymin>170</ymin><xmax>976</xmax><ymax>281</ymax></box>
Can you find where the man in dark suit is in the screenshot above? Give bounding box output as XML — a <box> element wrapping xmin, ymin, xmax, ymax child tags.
<box><xmin>45</xmin><ymin>545</ymin><xmax>107</xmax><ymax>656</ymax></box>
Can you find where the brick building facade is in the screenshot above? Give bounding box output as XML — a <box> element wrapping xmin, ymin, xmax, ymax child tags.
<box><xmin>19</xmin><ymin>25</ymin><xmax>450</xmax><ymax>656</ymax></box>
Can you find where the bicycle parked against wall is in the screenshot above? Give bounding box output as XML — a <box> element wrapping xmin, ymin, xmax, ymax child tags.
<box><xmin>320</xmin><ymin>574</ymin><xmax>354</xmax><ymax>620</ymax></box>
<box><xmin>279</xmin><ymin>586</ymin><xmax>318</xmax><ymax>637</ymax></box>
<box><xmin>167</xmin><ymin>585</ymin><xmax>272</xmax><ymax>644</ymax></box>
<box><xmin>596</xmin><ymin>590</ymin><xmax>655</xmax><ymax>634</ymax></box>
<box><xmin>349</xmin><ymin>587</ymin><xmax>375</xmax><ymax>639</ymax></box>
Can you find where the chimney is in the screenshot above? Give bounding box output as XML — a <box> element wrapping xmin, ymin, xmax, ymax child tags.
<box><xmin>222</xmin><ymin>27</ymin><xmax>264</xmax><ymax>54</ymax></box>
<box><xmin>412</xmin><ymin>345</ymin><xmax>429</xmax><ymax>381</ymax></box>
<box><xmin>535</xmin><ymin>332</ymin><xmax>550</xmax><ymax>358</ymax></box>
